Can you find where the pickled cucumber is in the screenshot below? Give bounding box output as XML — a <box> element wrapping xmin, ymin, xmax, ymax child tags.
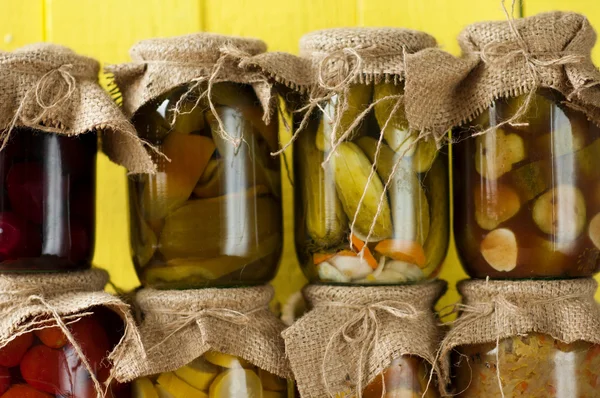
<box><xmin>159</xmin><ymin>194</ymin><xmax>281</xmax><ymax>260</ymax></box>
<box><xmin>130</xmin><ymin>186</ymin><xmax>158</xmax><ymax>268</ymax></box>
<box><xmin>297</xmin><ymin>127</ymin><xmax>346</xmax><ymax>247</ymax></box>
<box><xmin>421</xmin><ymin>157</ymin><xmax>449</xmax><ymax>275</ymax></box>
<box><xmin>356</xmin><ymin>137</ymin><xmax>429</xmax><ymax>243</ymax></box>
<box><xmin>332</xmin><ymin>142</ymin><xmax>393</xmax><ymax>240</ymax></box>
<box><xmin>373</xmin><ymin>83</ymin><xmax>416</xmax><ymax>156</ymax></box>
<box><xmin>316</xmin><ymin>84</ymin><xmax>373</xmax><ymax>151</ymax></box>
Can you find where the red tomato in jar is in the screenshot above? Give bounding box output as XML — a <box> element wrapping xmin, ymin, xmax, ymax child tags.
<box><xmin>20</xmin><ymin>345</ymin><xmax>66</xmax><ymax>394</ymax></box>
<box><xmin>0</xmin><ymin>332</ymin><xmax>33</xmax><ymax>367</ymax></box>
<box><xmin>0</xmin><ymin>384</ymin><xmax>52</xmax><ymax>398</ymax></box>
<box><xmin>0</xmin><ymin>367</ymin><xmax>10</xmax><ymax>395</ymax></box>
<box><xmin>35</xmin><ymin>326</ymin><xmax>68</xmax><ymax>349</ymax></box>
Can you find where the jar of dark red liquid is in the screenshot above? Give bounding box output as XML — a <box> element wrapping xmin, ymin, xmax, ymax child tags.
<box><xmin>0</xmin><ymin>308</ymin><xmax>127</xmax><ymax>397</ymax></box>
<box><xmin>0</xmin><ymin>129</ymin><xmax>96</xmax><ymax>272</ymax></box>
<box><xmin>453</xmin><ymin>89</ymin><xmax>600</xmax><ymax>278</ymax></box>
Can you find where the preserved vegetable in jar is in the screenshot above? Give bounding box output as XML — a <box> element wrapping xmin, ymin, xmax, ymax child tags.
<box><xmin>294</xmin><ymin>82</ymin><xmax>449</xmax><ymax>285</ymax></box>
<box><xmin>453</xmin><ymin>88</ymin><xmax>600</xmax><ymax>278</ymax></box>
<box><xmin>0</xmin><ymin>309</ymin><xmax>127</xmax><ymax>397</ymax></box>
<box><xmin>453</xmin><ymin>333</ymin><xmax>600</xmax><ymax>397</ymax></box>
<box><xmin>0</xmin><ymin>129</ymin><xmax>96</xmax><ymax>272</ymax></box>
<box><xmin>130</xmin><ymin>82</ymin><xmax>282</xmax><ymax>289</ymax></box>
<box><xmin>359</xmin><ymin>356</ymin><xmax>438</xmax><ymax>398</ymax></box>
<box><xmin>131</xmin><ymin>351</ymin><xmax>291</xmax><ymax>398</ymax></box>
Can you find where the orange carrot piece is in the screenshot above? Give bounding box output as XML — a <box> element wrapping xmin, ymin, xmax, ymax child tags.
<box><xmin>374</xmin><ymin>239</ymin><xmax>427</xmax><ymax>268</ymax></box>
<box><xmin>313</xmin><ymin>252</ymin><xmax>336</xmax><ymax>265</ymax></box>
<box><xmin>350</xmin><ymin>234</ymin><xmax>378</xmax><ymax>270</ymax></box>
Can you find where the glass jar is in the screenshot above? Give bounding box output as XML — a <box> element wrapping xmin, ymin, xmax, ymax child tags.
<box><xmin>294</xmin><ymin>82</ymin><xmax>449</xmax><ymax>284</ymax></box>
<box><xmin>131</xmin><ymin>351</ymin><xmax>291</xmax><ymax>398</ymax></box>
<box><xmin>453</xmin><ymin>333</ymin><xmax>600</xmax><ymax>397</ymax></box>
<box><xmin>129</xmin><ymin>82</ymin><xmax>283</xmax><ymax>289</ymax></box>
<box><xmin>360</xmin><ymin>356</ymin><xmax>438</xmax><ymax>398</ymax></box>
<box><xmin>453</xmin><ymin>89</ymin><xmax>600</xmax><ymax>278</ymax></box>
<box><xmin>0</xmin><ymin>309</ymin><xmax>127</xmax><ymax>397</ymax></box>
<box><xmin>0</xmin><ymin>129</ymin><xmax>96</xmax><ymax>272</ymax></box>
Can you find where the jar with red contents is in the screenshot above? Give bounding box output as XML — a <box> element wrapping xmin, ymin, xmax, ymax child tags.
<box><xmin>0</xmin><ymin>308</ymin><xmax>127</xmax><ymax>398</ymax></box>
<box><xmin>0</xmin><ymin>128</ymin><xmax>96</xmax><ymax>272</ymax></box>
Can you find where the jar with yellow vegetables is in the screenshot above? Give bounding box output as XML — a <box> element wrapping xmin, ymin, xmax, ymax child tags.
<box><xmin>132</xmin><ymin>351</ymin><xmax>292</xmax><ymax>398</ymax></box>
<box><xmin>453</xmin><ymin>88</ymin><xmax>600</xmax><ymax>278</ymax></box>
<box><xmin>453</xmin><ymin>333</ymin><xmax>600</xmax><ymax>397</ymax></box>
<box><xmin>129</xmin><ymin>82</ymin><xmax>282</xmax><ymax>289</ymax></box>
<box><xmin>294</xmin><ymin>82</ymin><xmax>449</xmax><ymax>284</ymax></box>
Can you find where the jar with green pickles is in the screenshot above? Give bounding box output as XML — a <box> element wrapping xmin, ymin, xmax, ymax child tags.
<box><xmin>453</xmin><ymin>333</ymin><xmax>600</xmax><ymax>397</ymax></box>
<box><xmin>129</xmin><ymin>82</ymin><xmax>283</xmax><ymax>289</ymax></box>
<box><xmin>294</xmin><ymin>82</ymin><xmax>449</xmax><ymax>284</ymax></box>
<box><xmin>132</xmin><ymin>351</ymin><xmax>292</xmax><ymax>398</ymax></box>
<box><xmin>453</xmin><ymin>89</ymin><xmax>600</xmax><ymax>278</ymax></box>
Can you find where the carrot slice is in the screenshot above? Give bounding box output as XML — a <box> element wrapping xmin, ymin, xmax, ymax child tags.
<box><xmin>313</xmin><ymin>252</ymin><xmax>336</xmax><ymax>265</ymax></box>
<box><xmin>350</xmin><ymin>234</ymin><xmax>379</xmax><ymax>270</ymax></box>
<box><xmin>374</xmin><ymin>239</ymin><xmax>427</xmax><ymax>268</ymax></box>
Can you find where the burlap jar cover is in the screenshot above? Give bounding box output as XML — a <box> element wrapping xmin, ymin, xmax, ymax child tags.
<box><xmin>0</xmin><ymin>43</ymin><xmax>154</xmax><ymax>173</ymax></box>
<box><xmin>283</xmin><ymin>281</ymin><xmax>446</xmax><ymax>398</ymax></box>
<box><xmin>404</xmin><ymin>11</ymin><xmax>600</xmax><ymax>137</ymax></box>
<box><xmin>105</xmin><ymin>32</ymin><xmax>309</xmax><ymax>132</ymax></box>
<box><xmin>112</xmin><ymin>285</ymin><xmax>292</xmax><ymax>383</ymax></box>
<box><xmin>0</xmin><ymin>269</ymin><xmax>141</xmax><ymax>397</ymax></box>
<box><xmin>439</xmin><ymin>278</ymin><xmax>600</xmax><ymax>395</ymax></box>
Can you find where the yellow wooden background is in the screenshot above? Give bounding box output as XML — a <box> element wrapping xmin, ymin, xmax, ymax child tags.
<box><xmin>1</xmin><ymin>0</ymin><xmax>599</xmax><ymax>309</ymax></box>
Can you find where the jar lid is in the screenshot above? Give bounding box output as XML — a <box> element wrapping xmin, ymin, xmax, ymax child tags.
<box><xmin>299</xmin><ymin>27</ymin><xmax>436</xmax><ymax>58</ymax></box>
<box><xmin>129</xmin><ymin>32</ymin><xmax>267</xmax><ymax>64</ymax></box>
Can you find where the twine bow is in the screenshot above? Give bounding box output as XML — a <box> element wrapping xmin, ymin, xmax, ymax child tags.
<box><xmin>145</xmin><ymin>306</ymin><xmax>263</xmax><ymax>354</ymax></box>
<box><xmin>1</xmin><ymin>64</ymin><xmax>77</xmax><ymax>151</ymax></box>
<box><xmin>169</xmin><ymin>44</ymin><xmax>268</xmax><ymax>151</ymax></box>
<box><xmin>471</xmin><ymin>0</ymin><xmax>586</xmax><ymax>137</ymax></box>
<box><xmin>316</xmin><ymin>300</ymin><xmax>421</xmax><ymax>398</ymax></box>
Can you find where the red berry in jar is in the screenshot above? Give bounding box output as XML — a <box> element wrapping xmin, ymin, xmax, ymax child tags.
<box><xmin>6</xmin><ymin>163</ymin><xmax>44</xmax><ymax>225</ymax></box>
<box><xmin>35</xmin><ymin>326</ymin><xmax>68</xmax><ymax>349</ymax></box>
<box><xmin>0</xmin><ymin>213</ymin><xmax>29</xmax><ymax>261</ymax></box>
<box><xmin>0</xmin><ymin>384</ymin><xmax>52</xmax><ymax>398</ymax></box>
<box><xmin>0</xmin><ymin>332</ymin><xmax>33</xmax><ymax>367</ymax></box>
<box><xmin>20</xmin><ymin>345</ymin><xmax>65</xmax><ymax>394</ymax></box>
<box><xmin>0</xmin><ymin>367</ymin><xmax>10</xmax><ymax>395</ymax></box>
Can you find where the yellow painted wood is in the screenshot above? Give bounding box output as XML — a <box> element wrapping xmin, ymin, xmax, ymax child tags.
<box><xmin>525</xmin><ymin>0</ymin><xmax>600</xmax><ymax>299</ymax></box>
<box><xmin>44</xmin><ymin>0</ymin><xmax>203</xmax><ymax>291</ymax></box>
<box><xmin>0</xmin><ymin>0</ymin><xmax>45</xmax><ymax>50</ymax></box>
<box><xmin>203</xmin><ymin>0</ymin><xmax>357</xmax><ymax>53</ymax></box>
<box><xmin>360</xmin><ymin>0</ymin><xmax>515</xmax><ymax>55</ymax></box>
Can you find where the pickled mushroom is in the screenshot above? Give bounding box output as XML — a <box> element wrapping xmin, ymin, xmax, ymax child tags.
<box><xmin>532</xmin><ymin>185</ymin><xmax>586</xmax><ymax>241</ymax></box>
<box><xmin>474</xmin><ymin>183</ymin><xmax>521</xmax><ymax>230</ymax></box>
<box><xmin>480</xmin><ymin>228</ymin><xmax>518</xmax><ymax>272</ymax></box>
<box><xmin>589</xmin><ymin>213</ymin><xmax>600</xmax><ymax>250</ymax></box>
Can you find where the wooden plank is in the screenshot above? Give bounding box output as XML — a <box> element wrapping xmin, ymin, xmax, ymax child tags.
<box><xmin>359</xmin><ymin>0</ymin><xmax>514</xmax><ymax>55</ymax></box>
<box><xmin>44</xmin><ymin>0</ymin><xmax>203</xmax><ymax>291</ymax></box>
<box><xmin>202</xmin><ymin>0</ymin><xmax>357</xmax><ymax>53</ymax></box>
<box><xmin>0</xmin><ymin>0</ymin><xmax>45</xmax><ymax>51</ymax></box>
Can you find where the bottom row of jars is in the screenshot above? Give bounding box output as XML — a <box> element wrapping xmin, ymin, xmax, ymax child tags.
<box><xmin>1</xmin><ymin>312</ymin><xmax>598</xmax><ymax>397</ymax></box>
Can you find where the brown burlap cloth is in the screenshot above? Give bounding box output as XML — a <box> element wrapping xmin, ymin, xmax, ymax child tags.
<box><xmin>404</xmin><ymin>11</ymin><xmax>600</xmax><ymax>138</ymax></box>
<box><xmin>283</xmin><ymin>281</ymin><xmax>446</xmax><ymax>398</ymax></box>
<box><xmin>112</xmin><ymin>285</ymin><xmax>292</xmax><ymax>383</ymax></box>
<box><xmin>0</xmin><ymin>269</ymin><xmax>141</xmax><ymax>396</ymax></box>
<box><xmin>105</xmin><ymin>32</ymin><xmax>310</xmax><ymax>127</ymax></box>
<box><xmin>0</xmin><ymin>43</ymin><xmax>154</xmax><ymax>173</ymax></box>
<box><xmin>438</xmin><ymin>278</ymin><xmax>600</xmax><ymax>394</ymax></box>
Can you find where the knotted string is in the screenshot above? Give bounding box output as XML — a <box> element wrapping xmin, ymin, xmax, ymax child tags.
<box><xmin>145</xmin><ymin>306</ymin><xmax>265</xmax><ymax>353</ymax></box>
<box><xmin>470</xmin><ymin>0</ymin><xmax>585</xmax><ymax>137</ymax></box>
<box><xmin>315</xmin><ymin>300</ymin><xmax>421</xmax><ymax>398</ymax></box>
